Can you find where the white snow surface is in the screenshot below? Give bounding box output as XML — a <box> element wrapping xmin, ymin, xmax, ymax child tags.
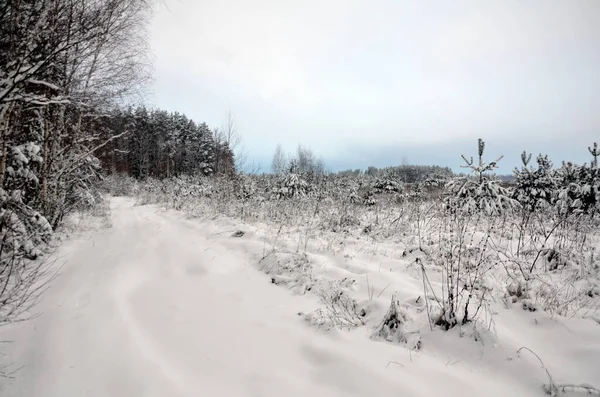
<box><xmin>0</xmin><ymin>197</ymin><xmax>599</xmax><ymax>397</ymax></box>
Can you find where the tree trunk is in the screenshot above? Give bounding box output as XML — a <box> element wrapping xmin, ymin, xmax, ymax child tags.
<box><xmin>41</xmin><ymin>108</ymin><xmax>50</xmax><ymax>207</ymax></box>
<box><xmin>0</xmin><ymin>104</ymin><xmax>15</xmax><ymax>186</ymax></box>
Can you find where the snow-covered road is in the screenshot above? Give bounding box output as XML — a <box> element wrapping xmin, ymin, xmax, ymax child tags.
<box><xmin>0</xmin><ymin>198</ymin><xmax>425</xmax><ymax>397</ymax></box>
<box><xmin>2</xmin><ymin>197</ymin><xmax>598</xmax><ymax>397</ymax></box>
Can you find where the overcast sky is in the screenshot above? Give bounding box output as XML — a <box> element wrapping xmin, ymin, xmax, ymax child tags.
<box><xmin>149</xmin><ymin>0</ymin><xmax>600</xmax><ymax>173</ymax></box>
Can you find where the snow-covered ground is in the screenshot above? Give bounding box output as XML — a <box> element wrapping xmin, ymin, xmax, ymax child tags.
<box><xmin>0</xmin><ymin>197</ymin><xmax>598</xmax><ymax>397</ymax></box>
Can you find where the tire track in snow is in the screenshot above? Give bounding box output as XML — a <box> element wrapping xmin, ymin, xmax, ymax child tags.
<box><xmin>113</xmin><ymin>203</ymin><xmax>206</xmax><ymax>396</ymax></box>
<box><xmin>107</xmin><ymin>199</ymin><xmax>200</xmax><ymax>396</ymax></box>
<box><xmin>109</xmin><ymin>199</ymin><xmax>240</xmax><ymax>397</ymax></box>
<box><xmin>113</xmin><ymin>272</ymin><xmax>198</xmax><ymax>397</ymax></box>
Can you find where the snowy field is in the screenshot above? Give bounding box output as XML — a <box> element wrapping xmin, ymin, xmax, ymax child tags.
<box><xmin>3</xmin><ymin>1</ymin><xmax>598</xmax><ymax>396</ymax></box>
<box><xmin>0</xmin><ymin>196</ymin><xmax>598</xmax><ymax>397</ymax></box>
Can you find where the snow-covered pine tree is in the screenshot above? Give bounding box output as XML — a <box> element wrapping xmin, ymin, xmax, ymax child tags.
<box><xmin>273</xmin><ymin>171</ymin><xmax>311</xmax><ymax>199</ymax></box>
<box><xmin>373</xmin><ymin>168</ymin><xmax>403</xmax><ymax>194</ymax></box>
<box><xmin>215</xmin><ymin>141</ymin><xmax>235</xmax><ymax>177</ymax></box>
<box><xmin>554</xmin><ymin>143</ymin><xmax>600</xmax><ymax>216</ymax></box>
<box><xmin>513</xmin><ymin>152</ymin><xmax>557</xmax><ymax>212</ymax></box>
<box><xmin>197</xmin><ymin>122</ymin><xmax>216</xmax><ymax>176</ymax></box>
<box><xmin>582</xmin><ymin>142</ymin><xmax>600</xmax><ymax>215</ymax></box>
<box><xmin>129</xmin><ymin>107</ymin><xmax>151</xmax><ymax>178</ymax></box>
<box><xmin>445</xmin><ymin>139</ymin><xmax>517</xmax><ymax>216</ymax></box>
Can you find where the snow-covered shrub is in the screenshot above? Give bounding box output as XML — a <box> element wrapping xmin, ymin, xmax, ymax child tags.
<box><xmin>423</xmin><ymin>172</ymin><xmax>449</xmax><ymax>188</ymax></box>
<box><xmin>6</xmin><ymin>142</ymin><xmax>43</xmax><ymax>184</ymax></box>
<box><xmin>372</xmin><ymin>172</ymin><xmax>403</xmax><ymax>194</ymax></box>
<box><xmin>335</xmin><ymin>176</ymin><xmax>362</xmax><ymax>204</ymax></box>
<box><xmin>172</xmin><ymin>175</ymin><xmax>212</xmax><ymax>198</ymax></box>
<box><xmin>0</xmin><ymin>187</ymin><xmax>54</xmax><ymax>328</ymax></box>
<box><xmin>515</xmin><ymin>264</ymin><xmax>600</xmax><ymax>318</ymax></box>
<box><xmin>2</xmin><ymin>141</ymin><xmax>44</xmax><ymax>216</ymax></box>
<box><xmin>407</xmin><ymin>183</ymin><xmax>425</xmax><ymax>202</ymax></box>
<box><xmin>495</xmin><ymin>190</ymin><xmax>599</xmax><ymax>318</ymax></box>
<box><xmin>234</xmin><ymin>174</ymin><xmax>257</xmax><ymax>200</ymax></box>
<box><xmin>260</xmin><ymin>252</ymin><xmax>316</xmax><ymax>295</ymax></box>
<box><xmin>0</xmin><ymin>190</ymin><xmax>52</xmax><ymax>259</ymax></box>
<box><xmin>506</xmin><ymin>279</ymin><xmax>529</xmax><ymax>300</ymax></box>
<box><xmin>272</xmin><ymin>173</ymin><xmax>312</xmax><ymax>199</ymax></box>
<box><xmin>362</xmin><ymin>190</ymin><xmax>377</xmax><ymax>206</ymax></box>
<box><xmin>307</xmin><ymin>279</ymin><xmax>365</xmax><ymax>330</ymax></box>
<box><xmin>445</xmin><ymin>139</ymin><xmax>518</xmax><ymax>216</ymax></box>
<box><xmin>60</xmin><ymin>155</ymin><xmax>105</xmax><ymax>216</ymax></box>
<box><xmin>420</xmin><ymin>211</ymin><xmax>497</xmax><ymax>330</ymax></box>
<box><xmin>371</xmin><ymin>295</ymin><xmax>419</xmax><ymax>347</ymax></box>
